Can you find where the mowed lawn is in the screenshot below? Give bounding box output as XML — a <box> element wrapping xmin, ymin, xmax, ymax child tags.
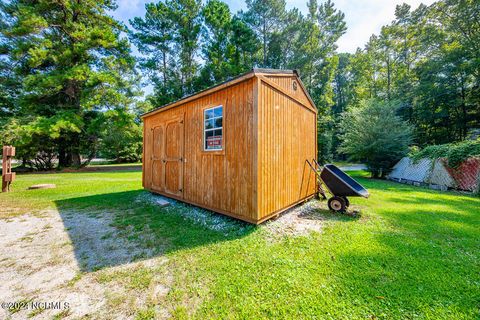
<box><xmin>0</xmin><ymin>170</ymin><xmax>479</xmax><ymax>319</ymax></box>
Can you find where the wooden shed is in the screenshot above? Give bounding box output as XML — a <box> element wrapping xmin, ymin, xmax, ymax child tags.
<box><xmin>141</xmin><ymin>69</ymin><xmax>317</xmax><ymax>224</ymax></box>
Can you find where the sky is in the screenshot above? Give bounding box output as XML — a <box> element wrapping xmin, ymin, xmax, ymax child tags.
<box><xmin>112</xmin><ymin>0</ymin><xmax>436</xmax><ymax>53</ymax></box>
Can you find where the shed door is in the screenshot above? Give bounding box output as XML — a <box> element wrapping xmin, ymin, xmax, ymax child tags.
<box><xmin>151</xmin><ymin>125</ymin><xmax>165</xmax><ymax>192</ymax></box>
<box><xmin>164</xmin><ymin>117</ymin><xmax>184</xmax><ymax>197</ymax></box>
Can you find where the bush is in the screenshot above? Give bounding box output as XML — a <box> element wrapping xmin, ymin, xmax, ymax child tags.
<box><xmin>98</xmin><ymin>110</ymin><xmax>143</xmax><ymax>163</ymax></box>
<box><xmin>410</xmin><ymin>139</ymin><xmax>480</xmax><ymax>168</ymax></box>
<box><xmin>339</xmin><ymin>99</ymin><xmax>413</xmax><ymax>178</ymax></box>
<box><xmin>318</xmin><ymin>128</ymin><xmax>333</xmax><ymax>164</ymax></box>
<box><xmin>0</xmin><ymin>117</ymin><xmax>57</xmax><ymax>170</ymax></box>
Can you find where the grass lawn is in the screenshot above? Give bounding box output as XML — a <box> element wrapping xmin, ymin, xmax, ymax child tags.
<box><xmin>86</xmin><ymin>162</ymin><xmax>142</xmax><ymax>167</ymax></box>
<box><xmin>1</xmin><ymin>170</ymin><xmax>479</xmax><ymax>319</ymax></box>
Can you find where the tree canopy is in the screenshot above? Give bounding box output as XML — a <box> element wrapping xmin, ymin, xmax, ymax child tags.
<box><xmin>0</xmin><ymin>0</ymin><xmax>139</xmax><ymax>168</ymax></box>
<box><xmin>1</xmin><ymin>0</ymin><xmax>479</xmax><ymax>171</ymax></box>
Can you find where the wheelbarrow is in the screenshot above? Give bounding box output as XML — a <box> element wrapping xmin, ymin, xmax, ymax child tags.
<box><xmin>307</xmin><ymin>160</ymin><xmax>369</xmax><ymax>212</ymax></box>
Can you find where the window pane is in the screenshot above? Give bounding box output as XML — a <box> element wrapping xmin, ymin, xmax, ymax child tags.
<box><xmin>205</xmin><ymin>109</ymin><xmax>214</xmax><ymax>119</ymax></box>
<box><xmin>205</xmin><ymin>130</ymin><xmax>222</xmax><ymax>150</ymax></box>
<box><xmin>205</xmin><ymin>130</ymin><xmax>214</xmax><ymax>138</ymax></box>
<box><xmin>215</xmin><ymin>117</ymin><xmax>222</xmax><ymax>128</ymax></box>
<box><xmin>205</xmin><ymin>119</ymin><xmax>215</xmax><ymax>130</ymax></box>
<box><xmin>214</xmin><ymin>107</ymin><xmax>222</xmax><ymax>117</ymax></box>
<box><xmin>204</xmin><ymin>106</ymin><xmax>223</xmax><ymax>150</ymax></box>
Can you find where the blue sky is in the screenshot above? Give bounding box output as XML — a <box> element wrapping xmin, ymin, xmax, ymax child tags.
<box><xmin>112</xmin><ymin>0</ymin><xmax>435</xmax><ymax>53</ymax></box>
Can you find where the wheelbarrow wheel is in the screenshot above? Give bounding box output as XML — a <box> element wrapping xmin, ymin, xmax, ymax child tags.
<box><xmin>328</xmin><ymin>196</ymin><xmax>347</xmax><ymax>213</ymax></box>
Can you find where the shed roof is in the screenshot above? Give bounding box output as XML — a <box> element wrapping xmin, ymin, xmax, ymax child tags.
<box><xmin>141</xmin><ymin>68</ymin><xmax>316</xmax><ymax>118</ymax></box>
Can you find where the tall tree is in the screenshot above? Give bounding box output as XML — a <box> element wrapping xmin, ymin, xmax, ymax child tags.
<box><xmin>199</xmin><ymin>1</ymin><xmax>260</xmax><ymax>87</ymax></box>
<box><xmin>295</xmin><ymin>0</ymin><xmax>346</xmax><ymax>162</ymax></box>
<box><xmin>130</xmin><ymin>0</ymin><xmax>202</xmax><ymax>103</ymax></box>
<box><xmin>169</xmin><ymin>0</ymin><xmax>202</xmax><ymax>95</ymax></box>
<box><xmin>130</xmin><ymin>1</ymin><xmax>181</xmax><ymax>106</ymax></box>
<box><xmin>334</xmin><ymin>0</ymin><xmax>479</xmax><ymax>149</ymax></box>
<box><xmin>200</xmin><ymin>0</ymin><xmax>234</xmax><ymax>86</ymax></box>
<box><xmin>228</xmin><ymin>16</ymin><xmax>260</xmax><ymax>73</ymax></box>
<box><xmin>241</xmin><ymin>0</ymin><xmax>287</xmax><ymax>67</ymax></box>
<box><xmin>0</xmin><ymin>0</ymin><xmax>138</xmax><ymax>167</ymax></box>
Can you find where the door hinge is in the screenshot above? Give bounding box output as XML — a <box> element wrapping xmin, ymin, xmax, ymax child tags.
<box><xmin>179</xmin><ymin>188</ymin><xmax>183</xmax><ymax>192</ymax></box>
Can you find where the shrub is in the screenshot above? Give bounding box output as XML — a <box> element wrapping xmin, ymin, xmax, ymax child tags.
<box><xmin>98</xmin><ymin>110</ymin><xmax>143</xmax><ymax>163</ymax></box>
<box><xmin>0</xmin><ymin>117</ymin><xmax>57</xmax><ymax>170</ymax></box>
<box><xmin>339</xmin><ymin>99</ymin><xmax>413</xmax><ymax>178</ymax></box>
<box><xmin>410</xmin><ymin>139</ymin><xmax>480</xmax><ymax>168</ymax></box>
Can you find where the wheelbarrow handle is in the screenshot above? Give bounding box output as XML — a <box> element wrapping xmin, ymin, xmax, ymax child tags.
<box><xmin>306</xmin><ymin>159</ymin><xmax>328</xmax><ymax>199</ymax></box>
<box><xmin>306</xmin><ymin>159</ymin><xmax>320</xmax><ymax>175</ymax></box>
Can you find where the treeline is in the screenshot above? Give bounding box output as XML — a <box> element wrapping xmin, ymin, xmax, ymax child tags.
<box><xmin>333</xmin><ymin>0</ymin><xmax>479</xmax><ymax>149</ymax></box>
<box><xmin>0</xmin><ymin>0</ymin><xmax>143</xmax><ymax>168</ymax></box>
<box><xmin>129</xmin><ymin>0</ymin><xmax>345</xmax><ymax>109</ymax></box>
<box><xmin>0</xmin><ymin>0</ymin><xmax>478</xmax><ymax>171</ymax></box>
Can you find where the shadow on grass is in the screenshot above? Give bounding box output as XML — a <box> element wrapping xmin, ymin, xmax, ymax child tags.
<box><xmin>54</xmin><ymin>190</ymin><xmax>256</xmax><ymax>272</ymax></box>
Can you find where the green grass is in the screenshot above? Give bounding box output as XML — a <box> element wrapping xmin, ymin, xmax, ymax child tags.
<box><xmin>331</xmin><ymin>160</ymin><xmax>360</xmax><ymax>167</ymax></box>
<box><xmin>86</xmin><ymin>162</ymin><xmax>142</xmax><ymax>167</ymax></box>
<box><xmin>1</xmin><ymin>170</ymin><xmax>479</xmax><ymax>319</ymax></box>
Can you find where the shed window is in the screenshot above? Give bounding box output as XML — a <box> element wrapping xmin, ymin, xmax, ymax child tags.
<box><xmin>204</xmin><ymin>106</ymin><xmax>223</xmax><ymax>151</ymax></box>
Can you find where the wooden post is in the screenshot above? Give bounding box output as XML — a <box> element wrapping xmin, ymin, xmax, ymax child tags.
<box><xmin>2</xmin><ymin>146</ymin><xmax>15</xmax><ymax>192</ymax></box>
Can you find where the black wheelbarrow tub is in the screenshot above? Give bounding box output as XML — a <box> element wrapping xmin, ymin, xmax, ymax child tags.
<box><xmin>320</xmin><ymin>164</ymin><xmax>369</xmax><ymax>198</ymax></box>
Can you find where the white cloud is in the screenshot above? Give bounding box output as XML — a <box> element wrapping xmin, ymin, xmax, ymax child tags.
<box><xmin>333</xmin><ymin>0</ymin><xmax>436</xmax><ymax>52</ymax></box>
<box><xmin>224</xmin><ymin>0</ymin><xmax>436</xmax><ymax>53</ymax></box>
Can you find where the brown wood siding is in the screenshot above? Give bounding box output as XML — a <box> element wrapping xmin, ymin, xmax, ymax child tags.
<box><xmin>256</xmin><ymin>78</ymin><xmax>317</xmax><ymax>220</ymax></box>
<box><xmin>143</xmin><ymin>79</ymin><xmax>256</xmax><ymax>221</ymax></box>
<box><xmin>263</xmin><ymin>75</ymin><xmax>316</xmax><ymax>112</ymax></box>
<box><xmin>143</xmin><ymin>71</ymin><xmax>317</xmax><ymax>223</ymax></box>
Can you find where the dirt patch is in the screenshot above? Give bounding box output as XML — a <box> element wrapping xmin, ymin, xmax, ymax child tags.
<box><xmin>138</xmin><ymin>192</ymin><xmax>334</xmax><ymax>239</ymax></box>
<box><xmin>136</xmin><ymin>192</ymin><xmax>363</xmax><ymax>240</ymax></box>
<box><xmin>262</xmin><ymin>200</ymin><xmax>326</xmax><ymax>238</ymax></box>
<box><xmin>262</xmin><ymin>198</ymin><xmax>361</xmax><ymax>239</ymax></box>
<box><xmin>0</xmin><ymin>208</ymin><xmax>172</xmax><ymax>319</ymax></box>
<box><xmin>27</xmin><ymin>184</ymin><xmax>56</xmax><ymax>190</ymax></box>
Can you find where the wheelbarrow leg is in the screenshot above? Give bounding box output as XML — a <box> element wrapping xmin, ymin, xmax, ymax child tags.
<box><xmin>317</xmin><ymin>184</ymin><xmax>327</xmax><ymax>200</ymax></box>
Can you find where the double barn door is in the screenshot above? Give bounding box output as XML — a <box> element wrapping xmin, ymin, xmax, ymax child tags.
<box><xmin>151</xmin><ymin>115</ymin><xmax>184</xmax><ymax>197</ymax></box>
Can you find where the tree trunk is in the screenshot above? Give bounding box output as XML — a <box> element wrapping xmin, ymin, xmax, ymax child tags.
<box><xmin>58</xmin><ymin>140</ymin><xmax>69</xmax><ymax>168</ymax></box>
<box><xmin>386</xmin><ymin>55</ymin><xmax>391</xmax><ymax>100</ymax></box>
<box><xmin>162</xmin><ymin>50</ymin><xmax>167</xmax><ymax>87</ymax></box>
<box><xmin>263</xmin><ymin>18</ymin><xmax>267</xmax><ymax>67</ymax></box>
<box><xmin>460</xmin><ymin>79</ymin><xmax>467</xmax><ymax>139</ymax></box>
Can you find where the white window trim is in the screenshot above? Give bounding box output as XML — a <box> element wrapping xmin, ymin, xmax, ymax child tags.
<box><xmin>203</xmin><ymin>105</ymin><xmax>223</xmax><ymax>151</ymax></box>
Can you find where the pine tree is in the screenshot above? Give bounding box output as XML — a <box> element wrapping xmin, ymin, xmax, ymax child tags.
<box><xmin>129</xmin><ymin>1</ymin><xmax>181</xmax><ymax>106</ymax></box>
<box><xmin>0</xmin><ymin>0</ymin><xmax>138</xmax><ymax>167</ymax></box>
<box><xmin>200</xmin><ymin>0</ymin><xmax>234</xmax><ymax>86</ymax></box>
<box><xmin>241</xmin><ymin>0</ymin><xmax>287</xmax><ymax>67</ymax></box>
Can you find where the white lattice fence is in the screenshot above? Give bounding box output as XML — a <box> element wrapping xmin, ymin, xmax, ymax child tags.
<box><xmin>388</xmin><ymin>157</ymin><xmax>480</xmax><ymax>193</ymax></box>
